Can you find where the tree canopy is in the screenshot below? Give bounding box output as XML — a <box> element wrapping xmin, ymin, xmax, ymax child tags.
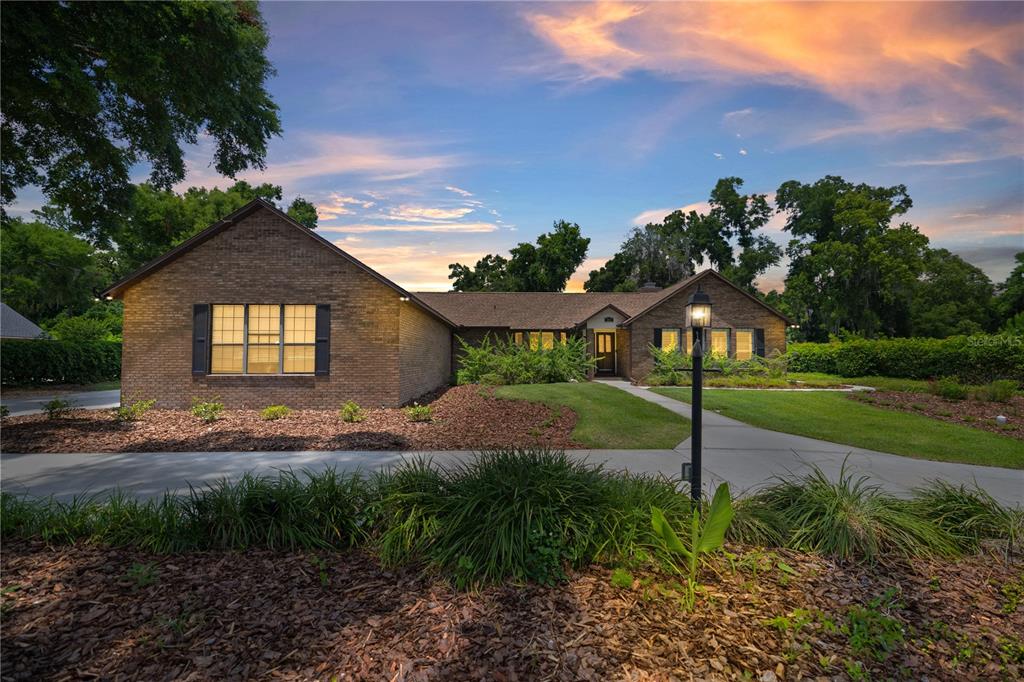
<box><xmin>449</xmin><ymin>220</ymin><xmax>590</xmax><ymax>291</ymax></box>
<box><xmin>0</xmin><ymin>216</ymin><xmax>112</xmax><ymax>321</ymax></box>
<box><xmin>585</xmin><ymin>178</ymin><xmax>781</xmax><ymax>293</ymax></box>
<box><xmin>1</xmin><ymin>1</ymin><xmax>281</xmax><ymax>228</ymax></box>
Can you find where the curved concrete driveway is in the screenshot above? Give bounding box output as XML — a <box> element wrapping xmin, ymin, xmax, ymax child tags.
<box><xmin>605</xmin><ymin>380</ymin><xmax>1023</xmax><ymax>507</ymax></box>
<box><xmin>2</xmin><ymin>389</ymin><xmax>120</xmax><ymax>417</ymax></box>
<box><xmin>1</xmin><ymin>382</ymin><xmax>1020</xmax><ymax>506</ymax></box>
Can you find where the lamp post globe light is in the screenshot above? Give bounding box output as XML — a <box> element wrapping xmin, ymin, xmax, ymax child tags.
<box><xmin>685</xmin><ymin>288</ymin><xmax>712</xmax><ymax>503</ymax></box>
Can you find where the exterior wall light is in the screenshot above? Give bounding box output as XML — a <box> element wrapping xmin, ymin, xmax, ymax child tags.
<box><xmin>399</xmin><ymin>296</ymin><xmax>410</xmax><ymax>302</ymax></box>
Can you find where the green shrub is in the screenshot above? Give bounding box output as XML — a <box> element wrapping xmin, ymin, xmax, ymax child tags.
<box><xmin>339</xmin><ymin>400</ymin><xmax>366</xmax><ymax>423</ymax></box>
<box><xmin>190</xmin><ymin>397</ymin><xmax>224</xmax><ymax>423</ymax></box>
<box><xmin>404</xmin><ymin>403</ymin><xmax>433</xmax><ymax>422</ymax></box>
<box><xmin>46</xmin><ymin>315</ymin><xmax>113</xmax><ymax>342</ymax></box>
<box><xmin>751</xmin><ymin>464</ymin><xmax>959</xmax><ymax>561</ymax></box>
<box><xmin>0</xmin><ymin>405</ymin><xmax>9</xmax><ymax>419</ymax></box>
<box><xmin>932</xmin><ymin>377</ymin><xmax>968</xmax><ymax>401</ymax></box>
<box><xmin>1</xmin><ymin>339</ymin><xmax>121</xmax><ymax>386</ymax></box>
<box><xmin>786</xmin><ymin>335</ymin><xmax>1024</xmax><ymax>383</ymax></box>
<box><xmin>115</xmin><ymin>398</ymin><xmax>156</xmax><ymax>422</ymax></box>
<box><xmin>42</xmin><ymin>398</ymin><xmax>73</xmax><ymax>419</ymax></box>
<box><xmin>260</xmin><ymin>405</ymin><xmax>292</xmax><ymax>421</ymax></box>
<box><xmin>455</xmin><ymin>334</ymin><xmax>596</xmax><ymax>385</ymax></box>
<box><xmin>972</xmin><ymin>379</ymin><xmax>1018</xmax><ymax>403</ymax></box>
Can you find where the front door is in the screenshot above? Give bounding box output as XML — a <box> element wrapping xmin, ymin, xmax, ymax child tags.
<box><xmin>595</xmin><ymin>331</ymin><xmax>616</xmax><ymax>373</ymax></box>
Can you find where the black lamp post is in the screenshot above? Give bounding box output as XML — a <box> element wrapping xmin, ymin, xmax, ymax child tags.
<box><xmin>685</xmin><ymin>288</ymin><xmax>712</xmax><ymax>503</ymax></box>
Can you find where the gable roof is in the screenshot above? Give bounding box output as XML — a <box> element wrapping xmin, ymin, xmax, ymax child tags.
<box><xmin>100</xmin><ymin>199</ymin><xmax>454</xmax><ymax>327</ymax></box>
<box><xmin>619</xmin><ymin>269</ymin><xmax>793</xmax><ymax>325</ymax></box>
<box><xmin>0</xmin><ymin>303</ymin><xmax>46</xmax><ymax>339</ymax></box>
<box><xmin>416</xmin><ymin>269</ymin><xmax>791</xmax><ymax>329</ymax></box>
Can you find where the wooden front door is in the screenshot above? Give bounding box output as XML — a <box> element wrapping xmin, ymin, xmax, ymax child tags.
<box><xmin>595</xmin><ymin>331</ymin><xmax>616</xmax><ymax>373</ymax></box>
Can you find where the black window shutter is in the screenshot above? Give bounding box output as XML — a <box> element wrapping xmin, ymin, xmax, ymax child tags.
<box><xmin>315</xmin><ymin>304</ymin><xmax>331</xmax><ymax>376</ymax></box>
<box><xmin>192</xmin><ymin>304</ymin><xmax>210</xmax><ymax>375</ymax></box>
<box><xmin>754</xmin><ymin>328</ymin><xmax>766</xmax><ymax>357</ymax></box>
<box><xmin>653</xmin><ymin>328</ymin><xmax>662</xmax><ymax>349</ymax></box>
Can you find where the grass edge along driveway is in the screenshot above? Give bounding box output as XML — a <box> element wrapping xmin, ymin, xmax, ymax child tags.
<box><xmin>494</xmin><ymin>382</ymin><xmax>690</xmax><ymax>449</ymax></box>
<box><xmin>652</xmin><ymin>387</ymin><xmax>1023</xmax><ymax>470</ymax></box>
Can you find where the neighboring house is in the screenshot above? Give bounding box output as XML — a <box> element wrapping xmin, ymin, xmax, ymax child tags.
<box><xmin>102</xmin><ymin>199</ymin><xmax>790</xmax><ymax>408</ymax></box>
<box><xmin>0</xmin><ymin>303</ymin><xmax>46</xmax><ymax>339</ymax></box>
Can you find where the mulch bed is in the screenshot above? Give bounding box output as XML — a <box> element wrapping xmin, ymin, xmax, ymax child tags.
<box><xmin>0</xmin><ymin>386</ymin><xmax>580</xmax><ymax>453</ymax></box>
<box><xmin>851</xmin><ymin>391</ymin><xmax>1024</xmax><ymax>440</ymax></box>
<box><xmin>2</xmin><ymin>541</ymin><xmax>1021</xmax><ymax>681</ymax></box>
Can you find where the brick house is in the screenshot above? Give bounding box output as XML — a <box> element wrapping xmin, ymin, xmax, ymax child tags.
<box><xmin>103</xmin><ymin>199</ymin><xmax>790</xmax><ymax>408</ymax></box>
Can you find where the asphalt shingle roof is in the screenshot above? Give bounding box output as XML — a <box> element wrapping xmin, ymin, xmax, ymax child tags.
<box><xmin>415</xmin><ymin>273</ymin><xmax>701</xmax><ymax>328</ymax></box>
<box><xmin>0</xmin><ymin>303</ymin><xmax>45</xmax><ymax>339</ymax></box>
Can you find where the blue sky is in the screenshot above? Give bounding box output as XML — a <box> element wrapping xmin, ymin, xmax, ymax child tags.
<box><xmin>19</xmin><ymin>1</ymin><xmax>1024</xmax><ymax>291</ymax></box>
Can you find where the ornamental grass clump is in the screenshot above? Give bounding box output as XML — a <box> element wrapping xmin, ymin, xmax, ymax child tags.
<box><xmin>370</xmin><ymin>448</ymin><xmax>688</xmax><ymax>587</ymax></box>
<box><xmin>910</xmin><ymin>480</ymin><xmax>1023</xmax><ymax>555</ymax></box>
<box><xmin>752</xmin><ymin>464</ymin><xmax>959</xmax><ymax>562</ymax></box>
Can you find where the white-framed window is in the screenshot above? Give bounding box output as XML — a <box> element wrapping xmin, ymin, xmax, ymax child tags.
<box><xmin>710</xmin><ymin>328</ymin><xmax>730</xmax><ymax>357</ymax></box>
<box><xmin>735</xmin><ymin>329</ymin><xmax>754</xmax><ymax>360</ymax></box>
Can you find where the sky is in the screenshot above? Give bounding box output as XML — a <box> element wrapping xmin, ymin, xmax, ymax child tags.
<box><xmin>18</xmin><ymin>1</ymin><xmax>1024</xmax><ymax>291</ymax></box>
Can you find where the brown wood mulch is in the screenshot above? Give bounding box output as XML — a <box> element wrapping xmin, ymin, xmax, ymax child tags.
<box><xmin>0</xmin><ymin>386</ymin><xmax>580</xmax><ymax>453</ymax></box>
<box><xmin>1</xmin><ymin>541</ymin><xmax>1021</xmax><ymax>681</ymax></box>
<box><xmin>850</xmin><ymin>391</ymin><xmax>1024</xmax><ymax>440</ymax></box>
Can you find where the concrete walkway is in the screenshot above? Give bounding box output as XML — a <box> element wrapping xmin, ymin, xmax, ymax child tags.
<box><xmin>602</xmin><ymin>379</ymin><xmax>1023</xmax><ymax>507</ymax></box>
<box><xmin>1</xmin><ymin>389</ymin><xmax>120</xmax><ymax>417</ymax></box>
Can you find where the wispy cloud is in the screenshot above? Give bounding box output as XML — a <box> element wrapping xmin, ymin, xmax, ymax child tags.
<box><xmin>180</xmin><ymin>132</ymin><xmax>466</xmax><ymax>191</ymax></box>
<box><xmin>884</xmin><ymin>152</ymin><xmax>1021</xmax><ymax>168</ymax></box>
<box><xmin>524</xmin><ymin>2</ymin><xmax>1023</xmax><ymax>140</ymax></box>
<box><xmin>738</xmin><ymin>148</ymin><xmax>748</xmax><ymax>156</ymax></box>
<box><xmin>445</xmin><ymin>185</ymin><xmax>474</xmax><ymax>197</ymax></box>
<box><xmin>383</xmin><ymin>205</ymin><xmax>476</xmax><ymax>222</ymax></box>
<box><xmin>320</xmin><ymin>221</ymin><xmax>498</xmax><ymax>234</ymax></box>
<box><xmin>316</xmin><ymin>193</ymin><xmax>377</xmax><ymax>219</ymax></box>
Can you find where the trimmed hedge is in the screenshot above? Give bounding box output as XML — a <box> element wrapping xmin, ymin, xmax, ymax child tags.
<box><xmin>786</xmin><ymin>335</ymin><xmax>1024</xmax><ymax>383</ymax></box>
<box><xmin>1</xmin><ymin>339</ymin><xmax>121</xmax><ymax>386</ymax></box>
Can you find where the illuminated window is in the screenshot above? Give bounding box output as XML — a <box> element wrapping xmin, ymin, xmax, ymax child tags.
<box><xmin>735</xmin><ymin>329</ymin><xmax>753</xmax><ymax>360</ymax></box>
<box><xmin>529</xmin><ymin>331</ymin><xmax>540</xmax><ymax>350</ymax></box>
<box><xmin>685</xmin><ymin>329</ymin><xmax>693</xmax><ymax>356</ymax></box>
<box><xmin>560</xmin><ymin>331</ymin><xmax>568</xmax><ymax>343</ymax></box>
<box><xmin>710</xmin><ymin>329</ymin><xmax>730</xmax><ymax>357</ymax></box>
<box><xmin>541</xmin><ymin>331</ymin><xmax>555</xmax><ymax>350</ymax></box>
<box><xmin>209</xmin><ymin>304</ymin><xmax>317</xmax><ymax>375</ymax></box>
<box><xmin>284</xmin><ymin>305</ymin><xmax>316</xmax><ymax>373</ymax></box>
<box><xmin>247</xmin><ymin>304</ymin><xmax>280</xmax><ymax>374</ymax></box>
<box><xmin>660</xmin><ymin>328</ymin><xmax>681</xmax><ymax>352</ymax></box>
<box><xmin>211</xmin><ymin>305</ymin><xmax>244</xmax><ymax>373</ymax></box>
<box><xmin>513</xmin><ymin>332</ymin><xmax>523</xmax><ymax>345</ymax></box>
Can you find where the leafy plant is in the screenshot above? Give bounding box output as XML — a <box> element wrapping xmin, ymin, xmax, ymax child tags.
<box><xmin>845</xmin><ymin>588</ymin><xmax>905</xmax><ymax>663</ymax></box>
<box><xmin>972</xmin><ymin>379</ymin><xmax>1017</xmax><ymax>403</ymax></box>
<box><xmin>0</xmin><ymin>405</ymin><xmax>9</xmax><ymax>419</ymax></box>
<box><xmin>932</xmin><ymin>377</ymin><xmax>968</xmax><ymax>401</ymax></box>
<box><xmin>115</xmin><ymin>398</ymin><xmax>156</xmax><ymax>422</ymax></box>
<box><xmin>651</xmin><ymin>482</ymin><xmax>734</xmax><ymax>609</ymax></box>
<box><xmin>42</xmin><ymin>398</ymin><xmax>73</xmax><ymax>419</ymax></box>
<box><xmin>339</xmin><ymin>400</ymin><xmax>366</xmax><ymax>423</ymax></box>
<box><xmin>610</xmin><ymin>567</ymin><xmax>634</xmax><ymax>589</ymax></box>
<box><xmin>455</xmin><ymin>333</ymin><xmax>596</xmax><ymax>385</ymax></box>
<box><xmin>404</xmin><ymin>403</ymin><xmax>433</xmax><ymax>422</ymax></box>
<box><xmin>1</xmin><ymin>339</ymin><xmax>121</xmax><ymax>386</ymax></box>
<box><xmin>124</xmin><ymin>562</ymin><xmax>159</xmax><ymax>589</ymax></box>
<box><xmin>190</xmin><ymin>397</ymin><xmax>224</xmax><ymax>423</ymax></box>
<box><xmin>260</xmin><ymin>405</ymin><xmax>292</xmax><ymax>421</ymax></box>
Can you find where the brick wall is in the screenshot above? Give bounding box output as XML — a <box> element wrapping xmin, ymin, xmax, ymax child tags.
<box><xmin>398</xmin><ymin>301</ymin><xmax>452</xmax><ymax>403</ymax></box>
<box><xmin>121</xmin><ymin>206</ymin><xmax>450</xmax><ymax>409</ymax></box>
<box><xmin>626</xmin><ymin>276</ymin><xmax>786</xmax><ymax>381</ymax></box>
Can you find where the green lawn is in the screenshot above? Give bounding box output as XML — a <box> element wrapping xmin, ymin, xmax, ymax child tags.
<box><xmin>494</xmin><ymin>382</ymin><xmax>690</xmax><ymax>449</ymax></box>
<box><xmin>786</xmin><ymin>373</ymin><xmax>935</xmax><ymax>392</ymax></box>
<box><xmin>652</xmin><ymin>387</ymin><xmax>1024</xmax><ymax>469</ymax></box>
